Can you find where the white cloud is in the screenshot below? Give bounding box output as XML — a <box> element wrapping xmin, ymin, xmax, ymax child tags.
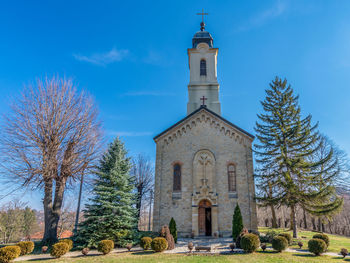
<box><xmin>73</xmin><ymin>48</ymin><xmax>129</xmax><ymax>66</ymax></box>
<box><xmin>107</xmin><ymin>131</ymin><xmax>153</xmax><ymax>137</ymax></box>
<box><xmin>238</xmin><ymin>0</ymin><xmax>288</xmax><ymax>31</ymax></box>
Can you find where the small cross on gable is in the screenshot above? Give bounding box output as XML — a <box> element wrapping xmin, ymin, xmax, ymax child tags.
<box><xmin>200</xmin><ymin>96</ymin><xmax>207</xmax><ymax>106</ymax></box>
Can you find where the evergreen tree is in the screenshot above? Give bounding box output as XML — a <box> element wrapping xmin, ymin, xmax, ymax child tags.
<box><xmin>74</xmin><ymin>137</ymin><xmax>137</xmax><ymax>248</ymax></box>
<box><xmin>169</xmin><ymin>217</ymin><xmax>177</xmax><ymax>243</ymax></box>
<box><xmin>255</xmin><ymin>77</ymin><xmax>343</xmax><ymax>238</ymax></box>
<box><xmin>232</xmin><ymin>204</ymin><xmax>243</xmax><ymax>241</ymax></box>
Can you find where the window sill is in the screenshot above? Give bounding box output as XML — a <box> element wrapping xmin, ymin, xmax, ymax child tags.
<box><xmin>172</xmin><ymin>192</ymin><xmax>182</xmax><ymax>200</ymax></box>
<box><xmin>228</xmin><ymin>192</ymin><xmax>238</xmax><ymax>198</ymax></box>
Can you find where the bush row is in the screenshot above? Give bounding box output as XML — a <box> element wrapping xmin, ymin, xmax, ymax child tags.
<box><xmin>140</xmin><ymin>236</ymin><xmax>168</xmax><ymax>252</ymax></box>
<box><xmin>0</xmin><ymin>241</ymin><xmax>35</xmax><ymax>263</ymax></box>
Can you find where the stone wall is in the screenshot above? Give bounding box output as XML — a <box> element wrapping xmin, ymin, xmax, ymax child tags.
<box><xmin>153</xmin><ymin>109</ymin><xmax>257</xmax><ymax>237</ymax></box>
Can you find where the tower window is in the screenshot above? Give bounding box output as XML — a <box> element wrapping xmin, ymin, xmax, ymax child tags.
<box><xmin>228</xmin><ymin>164</ymin><xmax>236</xmax><ymax>192</ymax></box>
<box><xmin>200</xmin><ymin>59</ymin><xmax>207</xmax><ymax>76</ymax></box>
<box><xmin>173</xmin><ymin>164</ymin><xmax>181</xmax><ymax>191</ymax></box>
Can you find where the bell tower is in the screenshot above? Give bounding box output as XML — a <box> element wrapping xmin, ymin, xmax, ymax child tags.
<box><xmin>187</xmin><ymin>21</ymin><xmax>221</xmax><ymax>115</ymax></box>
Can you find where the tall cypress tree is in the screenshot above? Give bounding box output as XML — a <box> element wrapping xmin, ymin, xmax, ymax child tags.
<box><xmin>169</xmin><ymin>217</ymin><xmax>177</xmax><ymax>243</ymax></box>
<box><xmin>232</xmin><ymin>204</ymin><xmax>243</xmax><ymax>241</ymax></box>
<box><xmin>254</xmin><ymin>77</ymin><xmax>343</xmax><ymax>238</ymax></box>
<box><xmin>74</xmin><ymin>137</ymin><xmax>137</xmax><ymax>248</ymax></box>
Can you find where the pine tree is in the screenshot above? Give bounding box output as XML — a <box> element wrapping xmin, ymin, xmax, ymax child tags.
<box><xmin>255</xmin><ymin>77</ymin><xmax>343</xmax><ymax>238</ymax></box>
<box><xmin>169</xmin><ymin>217</ymin><xmax>177</xmax><ymax>243</ymax></box>
<box><xmin>74</xmin><ymin>137</ymin><xmax>137</xmax><ymax>248</ymax></box>
<box><xmin>232</xmin><ymin>204</ymin><xmax>243</xmax><ymax>241</ymax></box>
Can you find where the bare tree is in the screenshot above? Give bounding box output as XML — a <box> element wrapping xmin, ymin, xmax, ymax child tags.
<box><xmin>0</xmin><ymin>76</ymin><xmax>102</xmax><ymax>244</ymax></box>
<box><xmin>130</xmin><ymin>154</ymin><xmax>154</xmax><ymax>222</ymax></box>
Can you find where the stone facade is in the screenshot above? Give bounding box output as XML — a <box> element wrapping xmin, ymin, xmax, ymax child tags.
<box><xmin>152</xmin><ymin>22</ymin><xmax>258</xmax><ymax>238</ymax></box>
<box><xmin>153</xmin><ymin>108</ymin><xmax>258</xmax><ymax>237</ymax></box>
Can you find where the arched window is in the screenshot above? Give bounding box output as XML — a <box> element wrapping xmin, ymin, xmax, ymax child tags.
<box><xmin>228</xmin><ymin>164</ymin><xmax>236</xmax><ymax>192</ymax></box>
<box><xmin>173</xmin><ymin>164</ymin><xmax>181</xmax><ymax>191</ymax></box>
<box><xmin>200</xmin><ymin>59</ymin><xmax>207</xmax><ymax>76</ymax></box>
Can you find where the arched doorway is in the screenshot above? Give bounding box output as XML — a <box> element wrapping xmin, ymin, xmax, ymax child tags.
<box><xmin>198</xmin><ymin>199</ymin><xmax>212</xmax><ymax>236</ymax></box>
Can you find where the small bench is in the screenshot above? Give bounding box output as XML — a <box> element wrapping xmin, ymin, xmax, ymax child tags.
<box><xmin>195</xmin><ymin>246</ymin><xmax>211</xmax><ymax>252</ymax></box>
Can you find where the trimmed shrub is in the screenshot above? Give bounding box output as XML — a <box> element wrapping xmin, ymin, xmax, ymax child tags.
<box><xmin>0</xmin><ymin>246</ymin><xmax>21</xmax><ymax>263</ymax></box>
<box><xmin>169</xmin><ymin>218</ymin><xmax>177</xmax><ymax>243</ymax></box>
<box><xmin>50</xmin><ymin>242</ymin><xmax>69</xmax><ymax>258</ymax></box>
<box><xmin>312</xmin><ymin>233</ymin><xmax>330</xmax><ymax>247</ymax></box>
<box><xmin>160</xmin><ymin>225</ymin><xmax>175</xmax><ymax>250</ymax></box>
<box><xmin>235</xmin><ymin>228</ymin><xmax>248</xmax><ymax>249</ymax></box>
<box><xmin>126</xmin><ymin>244</ymin><xmax>132</xmax><ymax>252</ymax></box>
<box><xmin>240</xmin><ymin>233</ymin><xmax>260</xmax><ymax>253</ymax></box>
<box><xmin>188</xmin><ymin>242</ymin><xmax>194</xmax><ymax>252</ymax></box>
<box><xmin>341</xmin><ymin>248</ymin><xmax>348</xmax><ymax>258</ymax></box>
<box><xmin>97</xmin><ymin>240</ymin><xmax>114</xmax><ymax>255</ymax></box>
<box><xmin>151</xmin><ymin>237</ymin><xmax>168</xmax><ymax>252</ymax></box>
<box><xmin>272</xmin><ymin>236</ymin><xmax>288</xmax><ymax>252</ymax></box>
<box><xmin>81</xmin><ymin>248</ymin><xmax>89</xmax><ymax>256</ymax></box>
<box><xmin>298</xmin><ymin>241</ymin><xmax>303</xmax><ymax>249</ymax></box>
<box><xmin>278</xmin><ymin>233</ymin><xmax>292</xmax><ymax>245</ymax></box>
<box><xmin>140</xmin><ymin>237</ymin><xmax>152</xmax><ymax>250</ymax></box>
<box><xmin>59</xmin><ymin>239</ymin><xmax>73</xmax><ymax>251</ymax></box>
<box><xmin>232</xmin><ymin>204</ymin><xmax>244</xmax><ymax>241</ymax></box>
<box><xmin>308</xmin><ymin>238</ymin><xmax>327</xmax><ymax>256</ymax></box>
<box><xmin>260</xmin><ymin>230</ymin><xmax>280</xmax><ymax>243</ymax></box>
<box><xmin>16</xmin><ymin>241</ymin><xmax>35</xmax><ymax>256</ymax></box>
<box><xmin>41</xmin><ymin>246</ymin><xmax>48</xmax><ymax>253</ymax></box>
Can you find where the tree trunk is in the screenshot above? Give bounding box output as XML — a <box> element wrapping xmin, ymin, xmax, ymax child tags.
<box><xmin>311</xmin><ymin>217</ymin><xmax>316</xmax><ymax>230</ymax></box>
<box><xmin>42</xmin><ymin>177</ymin><xmax>66</xmax><ymax>244</ymax></box>
<box><xmin>136</xmin><ymin>187</ymin><xmax>142</xmax><ymax>223</ymax></box>
<box><xmin>318</xmin><ymin>217</ymin><xmax>321</xmax><ymax>232</ymax></box>
<box><xmin>270</xmin><ymin>204</ymin><xmax>278</xmax><ymax>228</ymax></box>
<box><xmin>291</xmin><ymin>205</ymin><xmax>298</xmax><ymax>238</ymax></box>
<box><xmin>74</xmin><ymin>172</ymin><xmax>84</xmax><ymax>234</ymax></box>
<box><xmin>303</xmin><ymin>208</ymin><xmax>308</xmax><ymax>229</ymax></box>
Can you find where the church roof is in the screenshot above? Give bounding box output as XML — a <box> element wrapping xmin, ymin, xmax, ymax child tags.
<box><xmin>153</xmin><ymin>106</ymin><xmax>255</xmax><ymax>141</ymax></box>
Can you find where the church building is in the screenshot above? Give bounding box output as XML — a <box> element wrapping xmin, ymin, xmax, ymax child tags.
<box><xmin>152</xmin><ymin>21</ymin><xmax>258</xmax><ymax>238</ymax></box>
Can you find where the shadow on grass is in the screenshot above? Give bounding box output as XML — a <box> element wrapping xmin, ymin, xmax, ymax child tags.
<box><xmin>27</xmin><ymin>258</ymin><xmax>54</xmax><ymax>262</ymax></box>
<box><xmin>132</xmin><ymin>251</ymin><xmax>155</xmax><ymax>255</ymax></box>
<box><xmin>292</xmin><ymin>253</ymin><xmax>316</xmax><ymax>258</ymax></box>
<box><xmin>256</xmin><ymin>250</ymin><xmax>280</xmax><ymax>254</ymax></box>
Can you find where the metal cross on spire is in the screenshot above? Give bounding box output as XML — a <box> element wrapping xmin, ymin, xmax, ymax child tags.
<box><xmin>196</xmin><ymin>8</ymin><xmax>209</xmax><ymax>23</ymax></box>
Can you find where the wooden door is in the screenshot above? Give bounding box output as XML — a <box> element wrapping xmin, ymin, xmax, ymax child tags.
<box><xmin>198</xmin><ymin>207</ymin><xmax>206</xmax><ymax>235</ymax></box>
<box><xmin>198</xmin><ymin>200</ymin><xmax>211</xmax><ymax>236</ymax></box>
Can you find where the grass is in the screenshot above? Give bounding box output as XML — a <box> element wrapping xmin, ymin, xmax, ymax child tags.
<box><xmin>259</xmin><ymin>227</ymin><xmax>350</xmax><ymax>253</ymax></box>
<box><xmin>21</xmin><ymin>251</ymin><xmax>349</xmax><ymax>263</ymax></box>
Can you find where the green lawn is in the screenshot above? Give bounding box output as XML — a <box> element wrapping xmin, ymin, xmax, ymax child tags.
<box><xmin>259</xmin><ymin>227</ymin><xmax>350</xmax><ymax>253</ymax></box>
<box><xmin>22</xmin><ymin>251</ymin><xmax>348</xmax><ymax>263</ymax></box>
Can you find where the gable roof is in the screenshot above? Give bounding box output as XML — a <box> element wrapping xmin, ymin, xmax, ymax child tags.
<box><xmin>153</xmin><ymin>106</ymin><xmax>255</xmax><ymax>141</ymax></box>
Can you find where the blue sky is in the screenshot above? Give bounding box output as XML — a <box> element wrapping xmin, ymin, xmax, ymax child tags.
<box><xmin>1</xmin><ymin>0</ymin><xmax>350</xmax><ymax>209</ymax></box>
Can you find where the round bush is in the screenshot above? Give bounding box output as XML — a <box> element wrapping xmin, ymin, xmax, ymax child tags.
<box><xmin>0</xmin><ymin>246</ymin><xmax>21</xmax><ymax>263</ymax></box>
<box><xmin>278</xmin><ymin>233</ymin><xmax>292</xmax><ymax>245</ymax></box>
<box><xmin>140</xmin><ymin>237</ymin><xmax>152</xmax><ymax>250</ymax></box>
<box><xmin>312</xmin><ymin>233</ymin><xmax>329</xmax><ymax>247</ymax></box>
<box><xmin>97</xmin><ymin>240</ymin><xmax>114</xmax><ymax>255</ymax></box>
<box><xmin>50</xmin><ymin>242</ymin><xmax>69</xmax><ymax>258</ymax></box>
<box><xmin>59</xmin><ymin>239</ymin><xmax>73</xmax><ymax>251</ymax></box>
<box><xmin>308</xmin><ymin>238</ymin><xmax>327</xmax><ymax>256</ymax></box>
<box><xmin>16</xmin><ymin>241</ymin><xmax>35</xmax><ymax>256</ymax></box>
<box><xmin>272</xmin><ymin>236</ymin><xmax>288</xmax><ymax>252</ymax></box>
<box><xmin>151</xmin><ymin>237</ymin><xmax>168</xmax><ymax>252</ymax></box>
<box><xmin>240</xmin><ymin>233</ymin><xmax>260</xmax><ymax>253</ymax></box>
